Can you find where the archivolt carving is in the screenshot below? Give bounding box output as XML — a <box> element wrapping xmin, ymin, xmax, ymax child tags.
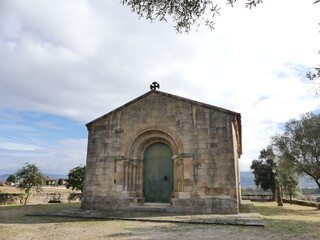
<box><xmin>126</xmin><ymin>127</ymin><xmax>183</xmax><ymax>159</ymax></box>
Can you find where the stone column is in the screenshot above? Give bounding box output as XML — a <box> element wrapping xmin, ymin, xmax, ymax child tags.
<box><xmin>176</xmin><ymin>159</ymin><xmax>184</xmax><ymax>192</ymax></box>
<box><xmin>131</xmin><ymin>161</ymin><xmax>139</xmax><ymax>191</ymax></box>
<box><xmin>123</xmin><ymin>160</ymin><xmax>130</xmax><ymax>192</ymax></box>
<box><xmin>114</xmin><ymin>156</ymin><xmax>130</xmax><ymax>197</ymax></box>
<box><xmin>126</xmin><ymin>161</ymin><xmax>138</xmax><ymax>198</ymax></box>
<box><xmin>136</xmin><ymin>159</ymin><xmax>144</xmax><ymax>198</ymax></box>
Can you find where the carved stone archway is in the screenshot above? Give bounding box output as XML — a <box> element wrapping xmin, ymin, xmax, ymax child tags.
<box><xmin>119</xmin><ymin>128</ymin><xmax>184</xmax><ymax>203</ymax></box>
<box><xmin>126</xmin><ymin>127</ymin><xmax>183</xmax><ymax>159</ymax></box>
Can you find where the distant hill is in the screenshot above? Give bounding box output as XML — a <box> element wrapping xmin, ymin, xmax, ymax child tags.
<box><xmin>1</xmin><ymin>171</ymin><xmax>317</xmax><ymax>188</ymax></box>
<box><xmin>240</xmin><ymin>171</ymin><xmax>318</xmax><ymax>189</ymax></box>
<box><xmin>0</xmin><ymin>174</ymin><xmax>10</xmax><ymax>182</ymax></box>
<box><xmin>240</xmin><ymin>171</ymin><xmax>256</xmax><ymax>188</ymax></box>
<box><xmin>42</xmin><ymin>174</ymin><xmax>67</xmax><ymax>180</ymax></box>
<box><xmin>0</xmin><ymin>173</ymin><xmax>67</xmax><ymax>182</ymax></box>
<box><xmin>300</xmin><ymin>175</ymin><xmax>319</xmax><ymax>188</ymax></box>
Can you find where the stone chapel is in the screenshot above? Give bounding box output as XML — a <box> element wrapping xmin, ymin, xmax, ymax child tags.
<box><xmin>81</xmin><ymin>85</ymin><xmax>242</xmax><ymax>214</ymax></box>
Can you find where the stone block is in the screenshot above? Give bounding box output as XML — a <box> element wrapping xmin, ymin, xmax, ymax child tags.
<box><xmin>171</xmin><ymin>197</ymin><xmax>238</xmax><ymax>214</ymax></box>
<box><xmin>216</xmin><ymin>216</ymin><xmax>236</xmax><ymax>225</ymax></box>
<box><xmin>176</xmin><ymin>192</ymin><xmax>191</xmax><ymax>198</ymax></box>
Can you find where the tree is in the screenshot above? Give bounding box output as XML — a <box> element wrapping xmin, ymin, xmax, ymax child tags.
<box><xmin>57</xmin><ymin>178</ymin><xmax>64</xmax><ymax>185</ymax></box>
<box><xmin>122</xmin><ymin>1</ymin><xmax>320</xmax><ymax>33</ymax></box>
<box><xmin>277</xmin><ymin>159</ymin><xmax>300</xmax><ymax>204</ymax></box>
<box><xmin>15</xmin><ymin>163</ymin><xmax>44</xmax><ymax>205</ymax></box>
<box><xmin>272</xmin><ymin>112</ymin><xmax>320</xmax><ymax>190</ymax></box>
<box><xmin>306</xmin><ymin>66</ymin><xmax>320</xmax><ymax>96</ymax></box>
<box><xmin>6</xmin><ymin>174</ymin><xmax>16</xmax><ymax>184</ymax></box>
<box><xmin>66</xmin><ymin>166</ymin><xmax>86</xmax><ymax>192</ymax></box>
<box><xmin>250</xmin><ymin>147</ymin><xmax>276</xmax><ymax>199</ymax></box>
<box><xmin>121</xmin><ymin>0</ymin><xmax>263</xmax><ymax>33</ymax></box>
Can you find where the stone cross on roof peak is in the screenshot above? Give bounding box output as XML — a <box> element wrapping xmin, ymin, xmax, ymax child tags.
<box><xmin>150</xmin><ymin>81</ymin><xmax>160</xmax><ymax>91</ymax></box>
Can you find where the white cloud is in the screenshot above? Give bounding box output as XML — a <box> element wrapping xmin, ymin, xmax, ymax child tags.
<box><xmin>0</xmin><ymin>137</ymin><xmax>87</xmax><ymax>175</ymax></box>
<box><xmin>34</xmin><ymin>121</ymin><xmax>68</xmax><ymax>130</ymax></box>
<box><xmin>0</xmin><ymin>140</ymin><xmax>37</xmax><ymax>152</ymax></box>
<box><xmin>0</xmin><ymin>0</ymin><xmax>319</xmax><ymax>173</ymax></box>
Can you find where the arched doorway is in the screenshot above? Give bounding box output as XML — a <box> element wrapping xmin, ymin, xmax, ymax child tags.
<box><xmin>143</xmin><ymin>142</ymin><xmax>173</xmax><ymax>203</ymax></box>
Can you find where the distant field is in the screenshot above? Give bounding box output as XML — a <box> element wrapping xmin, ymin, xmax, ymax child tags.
<box><xmin>0</xmin><ymin>186</ymin><xmax>78</xmax><ymax>194</ymax></box>
<box><xmin>0</xmin><ymin>201</ymin><xmax>319</xmax><ymax>240</ymax></box>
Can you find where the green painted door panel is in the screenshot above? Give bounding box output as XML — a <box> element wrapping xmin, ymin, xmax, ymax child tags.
<box><xmin>144</xmin><ymin>143</ymin><xmax>173</xmax><ymax>203</ymax></box>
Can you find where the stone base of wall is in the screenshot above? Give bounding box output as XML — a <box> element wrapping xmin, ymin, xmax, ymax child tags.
<box><xmin>0</xmin><ymin>193</ymin><xmax>24</xmax><ymax>205</ymax></box>
<box><xmin>130</xmin><ymin>197</ymin><xmax>145</xmax><ymax>206</ymax></box>
<box><xmin>27</xmin><ymin>192</ymin><xmax>81</xmax><ymax>204</ymax></box>
<box><xmin>0</xmin><ymin>192</ymin><xmax>81</xmax><ymax>205</ymax></box>
<box><xmin>172</xmin><ymin>198</ymin><xmax>239</xmax><ymax>214</ymax></box>
<box><xmin>242</xmin><ymin>195</ymin><xmax>274</xmax><ymax>202</ymax></box>
<box><xmin>81</xmin><ymin>196</ymin><xmax>238</xmax><ymax>214</ymax></box>
<box><xmin>81</xmin><ymin>196</ymin><xmax>130</xmax><ymax>210</ymax></box>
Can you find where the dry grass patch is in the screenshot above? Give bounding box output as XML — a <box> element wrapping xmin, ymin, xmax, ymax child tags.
<box><xmin>0</xmin><ymin>186</ymin><xmax>78</xmax><ymax>194</ymax></box>
<box><xmin>254</xmin><ymin>202</ymin><xmax>320</xmax><ymax>222</ymax></box>
<box><xmin>254</xmin><ymin>201</ymin><xmax>320</xmax><ymax>239</ymax></box>
<box><xmin>0</xmin><ymin>202</ymin><xmax>81</xmax><ymax>224</ymax></box>
<box><xmin>1</xmin><ymin>202</ymin><xmax>320</xmax><ymax>240</ymax></box>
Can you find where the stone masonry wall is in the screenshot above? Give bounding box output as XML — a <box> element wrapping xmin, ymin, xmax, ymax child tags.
<box><xmin>82</xmin><ymin>92</ymin><xmax>240</xmax><ymax>213</ymax></box>
<box><xmin>0</xmin><ymin>193</ymin><xmax>23</xmax><ymax>205</ymax></box>
<box><xmin>0</xmin><ymin>192</ymin><xmax>81</xmax><ymax>205</ymax></box>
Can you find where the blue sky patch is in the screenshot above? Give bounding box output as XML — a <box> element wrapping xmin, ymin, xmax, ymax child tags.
<box><xmin>0</xmin><ymin>109</ymin><xmax>87</xmax><ymax>148</ymax></box>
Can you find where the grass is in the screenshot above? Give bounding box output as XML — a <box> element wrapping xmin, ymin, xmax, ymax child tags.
<box><xmin>1</xmin><ymin>201</ymin><xmax>320</xmax><ymax>239</ymax></box>
<box><xmin>0</xmin><ymin>203</ymin><xmax>140</xmax><ymax>240</ymax></box>
<box><xmin>0</xmin><ymin>202</ymin><xmax>81</xmax><ymax>224</ymax></box>
<box><xmin>253</xmin><ymin>202</ymin><xmax>320</xmax><ymax>239</ymax></box>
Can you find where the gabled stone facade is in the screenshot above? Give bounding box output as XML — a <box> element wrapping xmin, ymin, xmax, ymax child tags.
<box><xmin>81</xmin><ymin>90</ymin><xmax>242</xmax><ymax>214</ymax></box>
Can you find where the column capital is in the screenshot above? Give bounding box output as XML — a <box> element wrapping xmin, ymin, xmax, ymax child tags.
<box><xmin>176</xmin><ymin>159</ymin><xmax>184</xmax><ymax>167</ymax></box>
<box><xmin>123</xmin><ymin>160</ymin><xmax>130</xmax><ymax>167</ymax></box>
<box><xmin>172</xmin><ymin>153</ymin><xmax>194</xmax><ymax>159</ymax></box>
<box><xmin>115</xmin><ymin>155</ymin><xmax>128</xmax><ymax>160</ymax></box>
<box><xmin>131</xmin><ymin>160</ymin><xmax>139</xmax><ymax>167</ymax></box>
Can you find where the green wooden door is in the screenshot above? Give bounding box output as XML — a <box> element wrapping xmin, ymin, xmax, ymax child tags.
<box><xmin>144</xmin><ymin>143</ymin><xmax>173</xmax><ymax>203</ymax></box>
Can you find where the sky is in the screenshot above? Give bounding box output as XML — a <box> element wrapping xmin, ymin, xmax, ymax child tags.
<box><xmin>0</xmin><ymin>0</ymin><xmax>319</xmax><ymax>176</ymax></box>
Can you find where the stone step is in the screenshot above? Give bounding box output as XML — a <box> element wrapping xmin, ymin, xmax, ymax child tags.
<box><xmin>143</xmin><ymin>203</ymin><xmax>171</xmax><ymax>207</ymax></box>
<box><xmin>130</xmin><ymin>203</ymin><xmax>175</xmax><ymax>212</ymax></box>
<box><xmin>130</xmin><ymin>207</ymin><xmax>174</xmax><ymax>212</ymax></box>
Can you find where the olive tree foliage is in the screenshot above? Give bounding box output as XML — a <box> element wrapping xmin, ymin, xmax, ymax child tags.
<box><xmin>306</xmin><ymin>66</ymin><xmax>320</xmax><ymax>95</ymax></box>
<box><xmin>277</xmin><ymin>159</ymin><xmax>300</xmax><ymax>204</ymax></box>
<box><xmin>272</xmin><ymin>112</ymin><xmax>320</xmax><ymax>189</ymax></box>
<box><xmin>250</xmin><ymin>147</ymin><xmax>276</xmax><ymax>198</ymax></box>
<box><xmin>66</xmin><ymin>166</ymin><xmax>86</xmax><ymax>192</ymax></box>
<box><xmin>16</xmin><ymin>163</ymin><xmax>44</xmax><ymax>205</ymax></box>
<box><xmin>121</xmin><ymin>0</ymin><xmax>263</xmax><ymax>33</ymax></box>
